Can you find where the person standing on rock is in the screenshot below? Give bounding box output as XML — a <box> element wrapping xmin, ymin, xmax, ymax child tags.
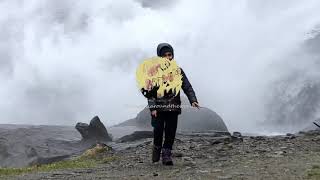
<box><xmin>148</xmin><ymin>43</ymin><xmax>200</xmax><ymax>165</ymax></box>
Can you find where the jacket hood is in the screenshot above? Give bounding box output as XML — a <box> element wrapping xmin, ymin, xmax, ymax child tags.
<box><xmin>157</xmin><ymin>43</ymin><xmax>174</xmax><ymax>58</ymax></box>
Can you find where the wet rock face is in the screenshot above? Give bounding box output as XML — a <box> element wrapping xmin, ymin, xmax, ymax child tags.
<box><xmin>264</xmin><ymin>32</ymin><xmax>320</xmax><ymax>132</ymax></box>
<box><xmin>266</xmin><ymin>81</ymin><xmax>320</xmax><ymax>131</ymax></box>
<box><xmin>75</xmin><ymin>116</ymin><xmax>112</xmax><ymax>142</ymax></box>
<box><xmin>0</xmin><ymin>125</ymin><xmax>85</xmax><ymax>168</ymax></box>
<box><xmin>0</xmin><ymin>139</ymin><xmax>9</xmax><ymax>160</ymax></box>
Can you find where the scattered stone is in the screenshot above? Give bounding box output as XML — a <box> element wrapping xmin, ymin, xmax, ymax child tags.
<box><xmin>182</xmin><ymin>156</ymin><xmax>196</xmax><ymax>166</ymax></box>
<box><xmin>195</xmin><ymin>144</ymin><xmax>202</xmax><ymax>150</ymax></box>
<box><xmin>254</xmin><ymin>136</ymin><xmax>266</xmax><ymax>141</ymax></box>
<box><xmin>218</xmin><ymin>175</ymin><xmax>232</xmax><ymax>179</ymax></box>
<box><xmin>182</xmin><ymin>157</ymin><xmax>193</xmax><ymax>161</ymax></box>
<box><xmin>173</xmin><ymin>152</ymin><xmax>184</xmax><ymax>157</ymax></box>
<box><xmin>232</xmin><ymin>132</ymin><xmax>242</xmax><ymax>138</ymax></box>
<box><xmin>116</xmin><ymin>131</ymin><xmax>153</xmax><ymax>143</ymax></box>
<box><xmin>189</xmin><ymin>143</ymin><xmax>196</xmax><ymax>149</ymax></box>
<box><xmin>224</xmin><ymin>144</ymin><xmax>233</xmax><ymax>150</ymax></box>
<box><xmin>280</xmin><ymin>146</ymin><xmax>287</xmax><ymax>150</ymax></box>
<box><xmin>286</xmin><ymin>133</ymin><xmax>296</xmax><ymax>139</ymax></box>
<box><xmin>197</xmin><ymin>169</ymin><xmax>209</xmax><ymax>173</ymax></box>
<box><xmin>212</xmin><ymin>169</ymin><xmax>223</xmax><ymax>173</ymax></box>
<box><xmin>217</xmin><ymin>157</ymin><xmax>228</xmax><ymax>162</ymax></box>
<box><xmin>267</xmin><ymin>151</ymin><xmax>286</xmax><ymax>158</ymax></box>
<box><xmin>311</xmin><ymin>135</ymin><xmax>320</xmax><ymax>141</ymax></box>
<box><xmin>255</xmin><ymin>148</ymin><xmax>267</xmax><ymax>153</ymax></box>
<box><xmin>211</xmin><ymin>139</ymin><xmax>223</xmax><ymax>145</ymax></box>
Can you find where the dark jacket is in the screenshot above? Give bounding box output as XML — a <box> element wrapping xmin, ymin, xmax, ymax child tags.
<box><xmin>147</xmin><ymin>43</ymin><xmax>198</xmax><ymax>114</ymax></box>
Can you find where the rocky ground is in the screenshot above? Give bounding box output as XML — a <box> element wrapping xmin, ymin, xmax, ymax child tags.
<box><xmin>3</xmin><ymin>130</ymin><xmax>320</xmax><ymax>180</ymax></box>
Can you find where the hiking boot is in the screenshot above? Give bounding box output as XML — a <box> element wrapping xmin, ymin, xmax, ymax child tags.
<box><xmin>152</xmin><ymin>145</ymin><xmax>162</xmax><ymax>163</ymax></box>
<box><xmin>161</xmin><ymin>148</ymin><xmax>173</xmax><ymax>165</ymax></box>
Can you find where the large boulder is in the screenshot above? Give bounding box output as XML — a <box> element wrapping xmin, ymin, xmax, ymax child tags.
<box><xmin>178</xmin><ymin>106</ymin><xmax>228</xmax><ymax>132</ymax></box>
<box><xmin>114</xmin><ymin>97</ymin><xmax>228</xmax><ymax>133</ymax></box>
<box><xmin>75</xmin><ymin>116</ymin><xmax>112</xmax><ymax>142</ymax></box>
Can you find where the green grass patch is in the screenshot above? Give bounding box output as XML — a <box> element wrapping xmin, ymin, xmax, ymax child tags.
<box><xmin>0</xmin><ymin>144</ymin><xmax>117</xmax><ymax>177</ymax></box>
<box><xmin>306</xmin><ymin>165</ymin><xmax>320</xmax><ymax>180</ymax></box>
<box><xmin>0</xmin><ymin>158</ymin><xmax>97</xmax><ymax>177</ymax></box>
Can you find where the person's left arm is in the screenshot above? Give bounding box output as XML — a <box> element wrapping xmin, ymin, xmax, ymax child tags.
<box><xmin>180</xmin><ymin>68</ymin><xmax>200</xmax><ymax>108</ymax></box>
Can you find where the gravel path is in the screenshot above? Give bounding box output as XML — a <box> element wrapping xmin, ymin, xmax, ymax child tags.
<box><xmin>6</xmin><ymin>131</ymin><xmax>320</xmax><ymax>180</ymax></box>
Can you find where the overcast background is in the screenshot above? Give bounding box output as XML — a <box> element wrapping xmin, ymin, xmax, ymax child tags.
<box><xmin>1</xmin><ymin>0</ymin><xmax>320</xmax><ymax>133</ymax></box>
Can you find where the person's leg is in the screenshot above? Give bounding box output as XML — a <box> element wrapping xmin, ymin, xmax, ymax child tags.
<box><xmin>163</xmin><ymin>112</ymin><xmax>178</xmax><ymax>149</ymax></box>
<box><xmin>153</xmin><ymin>112</ymin><xmax>165</xmax><ymax>147</ymax></box>
<box><xmin>162</xmin><ymin>112</ymin><xmax>178</xmax><ymax>165</ymax></box>
<box><xmin>152</xmin><ymin>112</ymin><xmax>164</xmax><ymax>162</ymax></box>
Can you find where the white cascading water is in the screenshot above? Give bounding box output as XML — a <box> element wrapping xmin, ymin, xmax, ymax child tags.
<box><xmin>1</xmin><ymin>0</ymin><xmax>320</xmax><ymax>134</ymax></box>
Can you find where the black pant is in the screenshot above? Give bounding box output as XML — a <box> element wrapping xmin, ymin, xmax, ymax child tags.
<box><xmin>152</xmin><ymin>111</ymin><xmax>179</xmax><ymax>150</ymax></box>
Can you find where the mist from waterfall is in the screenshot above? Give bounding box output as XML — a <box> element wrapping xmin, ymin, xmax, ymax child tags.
<box><xmin>1</xmin><ymin>0</ymin><xmax>320</xmax><ymax>133</ymax></box>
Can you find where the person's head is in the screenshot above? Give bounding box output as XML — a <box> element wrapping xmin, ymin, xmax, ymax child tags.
<box><xmin>157</xmin><ymin>43</ymin><xmax>174</xmax><ymax>61</ymax></box>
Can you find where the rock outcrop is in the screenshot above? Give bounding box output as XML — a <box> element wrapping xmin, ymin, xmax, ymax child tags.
<box><xmin>0</xmin><ymin>125</ymin><xmax>83</xmax><ymax>168</ymax></box>
<box><xmin>114</xmin><ymin>97</ymin><xmax>228</xmax><ymax>133</ymax></box>
<box><xmin>75</xmin><ymin>116</ymin><xmax>112</xmax><ymax>142</ymax></box>
<box><xmin>0</xmin><ymin>116</ymin><xmax>113</xmax><ymax>168</ymax></box>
